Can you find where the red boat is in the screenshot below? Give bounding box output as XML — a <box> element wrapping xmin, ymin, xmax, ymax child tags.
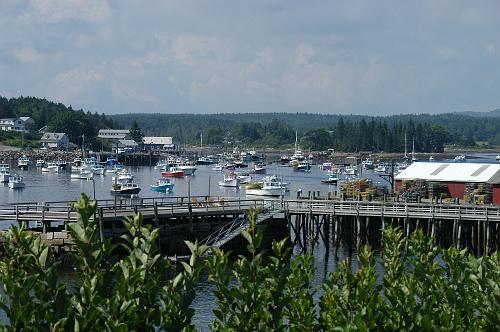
<box><xmin>161</xmin><ymin>167</ymin><xmax>185</xmax><ymax>177</ymax></box>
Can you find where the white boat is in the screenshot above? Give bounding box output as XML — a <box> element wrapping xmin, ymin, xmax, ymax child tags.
<box><xmin>362</xmin><ymin>158</ymin><xmax>374</xmax><ymax>170</ymax></box>
<box><xmin>246</xmin><ymin>180</ymin><xmax>285</xmax><ymax>197</ymax></box>
<box><xmin>344</xmin><ymin>166</ymin><xmax>357</xmax><ymax>176</ymax></box>
<box><xmin>70</xmin><ymin>169</ymin><xmax>94</xmax><ymax>180</ymax></box>
<box><xmin>212</xmin><ymin>164</ymin><xmax>223</xmax><ymax>172</ymax></box>
<box><xmin>36</xmin><ymin>159</ymin><xmax>45</xmax><ymax>167</ymax></box>
<box><xmin>0</xmin><ymin>164</ymin><xmax>10</xmax><ymax>183</ymax></box>
<box><xmin>236</xmin><ymin>172</ymin><xmax>252</xmax><ymax>184</ymax></box>
<box><xmin>8</xmin><ymin>174</ymin><xmax>25</xmax><ymax>189</ymax></box>
<box><xmin>321</xmin><ymin>172</ymin><xmax>339</xmax><ymax>184</ymax></box>
<box><xmin>218</xmin><ymin>172</ymin><xmax>240</xmax><ymax>187</ymax></box>
<box><xmin>261</xmin><ymin>175</ymin><xmax>289</xmax><ymax>190</ymax></box>
<box><xmin>454</xmin><ymin>155</ymin><xmax>466</xmax><ymax>163</ymax></box>
<box><xmin>374</xmin><ymin>164</ymin><xmax>386</xmax><ymax>173</ymax></box>
<box><xmin>294</xmin><ymin>160</ymin><xmax>311</xmax><ymax>172</ymax></box>
<box><xmin>496</xmin><ymin>154</ymin><xmax>500</xmax><ymax>162</ymax></box>
<box><xmin>197</xmin><ymin>157</ymin><xmax>215</xmax><ymax>165</ymax></box>
<box><xmin>320</xmin><ymin>162</ymin><xmax>332</xmax><ymax>171</ymax></box>
<box><xmin>112</xmin><ymin>169</ymin><xmax>134</xmax><ymax>182</ymax></box>
<box><xmin>91</xmin><ymin>165</ymin><xmax>105</xmax><ymax>175</ymax></box>
<box><xmin>429</xmin><ymin>156</ymin><xmax>435</xmax><ymax>162</ymax></box>
<box><xmin>178</xmin><ymin>164</ymin><xmax>197</xmax><ymax>175</ymax></box>
<box><xmin>41</xmin><ymin>162</ymin><xmax>59</xmax><ymax>173</ymax></box>
<box><xmin>17</xmin><ymin>155</ymin><xmax>31</xmax><ymax>169</ymax></box>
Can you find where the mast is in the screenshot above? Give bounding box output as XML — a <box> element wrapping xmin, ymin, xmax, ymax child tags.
<box><xmin>404</xmin><ymin>132</ymin><xmax>408</xmax><ymax>158</ymax></box>
<box><xmin>200</xmin><ymin>133</ymin><xmax>203</xmax><ymax>149</ymax></box>
<box><xmin>295</xmin><ymin>131</ymin><xmax>298</xmax><ymax>152</ymax></box>
<box><xmin>412</xmin><ymin>136</ymin><xmax>416</xmax><ymax>161</ymax></box>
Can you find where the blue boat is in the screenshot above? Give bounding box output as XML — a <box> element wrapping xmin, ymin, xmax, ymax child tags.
<box><xmin>150</xmin><ymin>179</ymin><xmax>174</xmax><ymax>192</ymax></box>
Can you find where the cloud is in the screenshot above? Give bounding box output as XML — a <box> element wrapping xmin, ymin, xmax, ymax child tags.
<box><xmin>52</xmin><ymin>68</ymin><xmax>104</xmax><ymax>103</ymax></box>
<box><xmin>111</xmin><ymin>82</ymin><xmax>156</xmax><ymax>104</ymax></box>
<box><xmin>13</xmin><ymin>47</ymin><xmax>44</xmax><ymax>63</ymax></box>
<box><xmin>22</xmin><ymin>0</ymin><xmax>111</xmax><ymax>23</ymax></box>
<box><xmin>171</xmin><ymin>34</ymin><xmax>217</xmax><ymax>66</ymax></box>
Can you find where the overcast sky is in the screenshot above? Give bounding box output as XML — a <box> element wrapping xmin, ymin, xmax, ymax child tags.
<box><xmin>1</xmin><ymin>0</ymin><xmax>500</xmax><ymax>115</ymax></box>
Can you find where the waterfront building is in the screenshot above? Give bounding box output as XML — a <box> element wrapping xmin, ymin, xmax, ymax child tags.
<box><xmin>395</xmin><ymin>162</ymin><xmax>500</xmax><ymax>204</ymax></box>
<box><xmin>142</xmin><ymin>136</ymin><xmax>175</xmax><ymax>153</ymax></box>
<box><xmin>0</xmin><ymin>117</ymin><xmax>34</xmax><ymax>132</ymax></box>
<box><xmin>40</xmin><ymin>132</ymin><xmax>70</xmax><ymax>150</ymax></box>
<box><xmin>98</xmin><ymin>129</ymin><xmax>130</xmax><ymax>141</ymax></box>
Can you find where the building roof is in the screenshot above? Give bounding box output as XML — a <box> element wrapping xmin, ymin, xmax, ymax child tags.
<box><xmin>143</xmin><ymin>136</ymin><xmax>173</xmax><ymax>145</ymax></box>
<box><xmin>118</xmin><ymin>139</ymin><xmax>138</xmax><ymax>147</ymax></box>
<box><xmin>395</xmin><ymin>162</ymin><xmax>500</xmax><ymax>184</ymax></box>
<box><xmin>98</xmin><ymin>129</ymin><xmax>129</xmax><ymax>139</ymax></box>
<box><xmin>40</xmin><ymin>133</ymin><xmax>67</xmax><ymax>142</ymax></box>
<box><xmin>19</xmin><ymin>117</ymin><xmax>33</xmax><ymax>123</ymax></box>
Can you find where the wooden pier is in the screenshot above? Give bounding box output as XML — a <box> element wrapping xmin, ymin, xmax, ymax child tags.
<box><xmin>1</xmin><ymin>196</ymin><xmax>499</xmax><ymax>256</ymax></box>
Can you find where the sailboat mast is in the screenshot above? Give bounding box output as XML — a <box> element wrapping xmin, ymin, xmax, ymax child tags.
<box><xmin>404</xmin><ymin>132</ymin><xmax>407</xmax><ymax>158</ymax></box>
<box><xmin>295</xmin><ymin>131</ymin><xmax>298</xmax><ymax>152</ymax></box>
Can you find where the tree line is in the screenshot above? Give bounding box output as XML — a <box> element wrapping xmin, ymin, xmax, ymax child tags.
<box><xmin>0</xmin><ymin>96</ymin><xmax>116</xmax><ymax>148</ymax></box>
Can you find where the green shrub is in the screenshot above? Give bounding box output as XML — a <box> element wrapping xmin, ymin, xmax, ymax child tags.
<box><xmin>0</xmin><ymin>193</ymin><xmax>499</xmax><ymax>331</ymax></box>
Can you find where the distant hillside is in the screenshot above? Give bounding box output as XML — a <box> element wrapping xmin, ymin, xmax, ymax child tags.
<box><xmin>456</xmin><ymin>109</ymin><xmax>500</xmax><ymax>117</ymax></box>
<box><xmin>0</xmin><ymin>96</ymin><xmax>116</xmax><ymax>147</ymax></box>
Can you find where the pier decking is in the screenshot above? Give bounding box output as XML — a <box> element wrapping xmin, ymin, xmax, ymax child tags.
<box><xmin>1</xmin><ymin>196</ymin><xmax>499</xmax><ymax>256</ymax></box>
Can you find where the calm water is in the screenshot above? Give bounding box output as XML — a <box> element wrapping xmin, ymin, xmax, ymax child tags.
<box><xmin>1</xmin><ymin>153</ymin><xmax>498</xmax><ymax>329</ymax></box>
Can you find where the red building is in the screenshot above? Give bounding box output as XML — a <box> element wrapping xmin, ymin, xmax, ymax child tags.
<box><xmin>395</xmin><ymin>162</ymin><xmax>500</xmax><ymax>205</ymax></box>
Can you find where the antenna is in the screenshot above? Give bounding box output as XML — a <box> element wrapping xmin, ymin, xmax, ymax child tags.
<box><xmin>404</xmin><ymin>132</ymin><xmax>407</xmax><ymax>158</ymax></box>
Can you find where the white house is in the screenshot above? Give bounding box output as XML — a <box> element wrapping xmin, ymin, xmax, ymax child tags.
<box><xmin>40</xmin><ymin>132</ymin><xmax>70</xmax><ymax>150</ymax></box>
<box><xmin>142</xmin><ymin>136</ymin><xmax>175</xmax><ymax>152</ymax></box>
<box><xmin>0</xmin><ymin>117</ymin><xmax>34</xmax><ymax>132</ymax></box>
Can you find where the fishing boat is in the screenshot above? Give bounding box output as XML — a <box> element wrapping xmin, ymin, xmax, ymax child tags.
<box><xmin>454</xmin><ymin>155</ymin><xmax>466</xmax><ymax>163</ymax></box>
<box><xmin>253</xmin><ymin>163</ymin><xmax>266</xmax><ymax>174</ymax></box>
<box><xmin>41</xmin><ymin>162</ymin><xmax>59</xmax><ymax>173</ymax></box>
<box><xmin>111</xmin><ymin>181</ymin><xmax>141</xmax><ymax>195</ymax></box>
<box><xmin>294</xmin><ymin>160</ymin><xmax>311</xmax><ymax>172</ymax></box>
<box><xmin>70</xmin><ymin>169</ymin><xmax>93</xmax><ymax>180</ymax></box>
<box><xmin>218</xmin><ymin>172</ymin><xmax>240</xmax><ymax>188</ymax></box>
<box><xmin>162</xmin><ymin>167</ymin><xmax>185</xmax><ymax>178</ymax></box>
<box><xmin>8</xmin><ymin>174</ymin><xmax>25</xmax><ymax>189</ymax></box>
<box><xmin>178</xmin><ymin>164</ymin><xmax>197</xmax><ymax>175</ymax></box>
<box><xmin>344</xmin><ymin>166</ymin><xmax>357</xmax><ymax>176</ymax></box>
<box><xmin>36</xmin><ymin>159</ymin><xmax>45</xmax><ymax>167</ymax></box>
<box><xmin>212</xmin><ymin>164</ymin><xmax>223</xmax><ymax>172</ymax></box>
<box><xmin>321</xmin><ymin>172</ymin><xmax>339</xmax><ymax>184</ymax></box>
<box><xmin>56</xmin><ymin>159</ymin><xmax>68</xmax><ymax>169</ymax></box>
<box><xmin>236</xmin><ymin>172</ymin><xmax>252</xmax><ymax>184</ymax></box>
<box><xmin>17</xmin><ymin>155</ymin><xmax>31</xmax><ymax>169</ymax></box>
<box><xmin>111</xmin><ymin>169</ymin><xmax>134</xmax><ymax>182</ymax></box>
<box><xmin>280</xmin><ymin>155</ymin><xmax>290</xmax><ymax>164</ymax></box>
<box><xmin>246</xmin><ymin>180</ymin><xmax>284</xmax><ymax>197</ymax></box>
<box><xmin>262</xmin><ymin>175</ymin><xmax>289</xmax><ymax>190</ymax></box>
<box><xmin>374</xmin><ymin>164</ymin><xmax>386</xmax><ymax>173</ymax></box>
<box><xmin>320</xmin><ymin>162</ymin><xmax>332</xmax><ymax>171</ymax></box>
<box><xmin>0</xmin><ymin>164</ymin><xmax>10</xmax><ymax>183</ymax></box>
<box><xmin>90</xmin><ymin>165</ymin><xmax>105</xmax><ymax>175</ymax></box>
<box><xmin>428</xmin><ymin>156</ymin><xmax>435</xmax><ymax>162</ymax></box>
<box><xmin>362</xmin><ymin>158</ymin><xmax>374</xmax><ymax>170</ymax></box>
<box><xmin>497</xmin><ymin>154</ymin><xmax>500</xmax><ymax>162</ymax></box>
<box><xmin>234</xmin><ymin>160</ymin><xmax>248</xmax><ymax>168</ymax></box>
<box><xmin>150</xmin><ymin>179</ymin><xmax>174</xmax><ymax>192</ymax></box>
<box><xmin>197</xmin><ymin>156</ymin><xmax>214</xmax><ymax>165</ymax></box>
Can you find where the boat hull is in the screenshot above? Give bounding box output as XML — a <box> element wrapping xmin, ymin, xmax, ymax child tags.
<box><xmin>162</xmin><ymin>171</ymin><xmax>185</xmax><ymax>177</ymax></box>
<box><xmin>246</xmin><ymin>188</ymin><xmax>284</xmax><ymax>196</ymax></box>
<box><xmin>111</xmin><ymin>187</ymin><xmax>141</xmax><ymax>195</ymax></box>
<box><xmin>218</xmin><ymin>179</ymin><xmax>240</xmax><ymax>187</ymax></box>
<box><xmin>150</xmin><ymin>184</ymin><xmax>174</xmax><ymax>192</ymax></box>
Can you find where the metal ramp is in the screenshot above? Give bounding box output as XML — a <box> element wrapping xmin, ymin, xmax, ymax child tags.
<box><xmin>201</xmin><ymin>209</ymin><xmax>279</xmax><ymax>249</ymax></box>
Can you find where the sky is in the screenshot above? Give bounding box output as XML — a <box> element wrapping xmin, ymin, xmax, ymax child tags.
<box><xmin>1</xmin><ymin>0</ymin><xmax>500</xmax><ymax>115</ymax></box>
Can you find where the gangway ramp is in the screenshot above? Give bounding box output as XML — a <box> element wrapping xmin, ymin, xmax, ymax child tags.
<box><xmin>201</xmin><ymin>208</ymin><xmax>280</xmax><ymax>249</ymax></box>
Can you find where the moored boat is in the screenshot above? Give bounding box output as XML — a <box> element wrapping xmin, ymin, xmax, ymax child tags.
<box><xmin>197</xmin><ymin>157</ymin><xmax>215</xmax><ymax>165</ymax></box>
<box><xmin>17</xmin><ymin>155</ymin><xmax>31</xmax><ymax>169</ymax></box>
<box><xmin>36</xmin><ymin>159</ymin><xmax>45</xmax><ymax>167</ymax></box>
<box><xmin>218</xmin><ymin>172</ymin><xmax>240</xmax><ymax>187</ymax></box>
<box><xmin>162</xmin><ymin>167</ymin><xmax>185</xmax><ymax>178</ymax></box>
<box><xmin>321</xmin><ymin>172</ymin><xmax>339</xmax><ymax>184</ymax></box>
<box><xmin>111</xmin><ymin>181</ymin><xmax>141</xmax><ymax>195</ymax></box>
<box><xmin>8</xmin><ymin>174</ymin><xmax>25</xmax><ymax>189</ymax></box>
<box><xmin>0</xmin><ymin>164</ymin><xmax>11</xmax><ymax>183</ymax></box>
<box><xmin>178</xmin><ymin>164</ymin><xmax>197</xmax><ymax>175</ymax></box>
<box><xmin>253</xmin><ymin>163</ymin><xmax>266</xmax><ymax>174</ymax></box>
<box><xmin>246</xmin><ymin>180</ymin><xmax>284</xmax><ymax>197</ymax></box>
<box><xmin>41</xmin><ymin>162</ymin><xmax>59</xmax><ymax>173</ymax></box>
<box><xmin>150</xmin><ymin>179</ymin><xmax>174</xmax><ymax>192</ymax></box>
<box><xmin>70</xmin><ymin>169</ymin><xmax>93</xmax><ymax>180</ymax></box>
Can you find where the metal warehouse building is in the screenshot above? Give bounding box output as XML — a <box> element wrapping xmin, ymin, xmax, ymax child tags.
<box><xmin>395</xmin><ymin>162</ymin><xmax>500</xmax><ymax>205</ymax></box>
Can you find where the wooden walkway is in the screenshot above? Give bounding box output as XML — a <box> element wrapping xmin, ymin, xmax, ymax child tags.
<box><xmin>1</xmin><ymin>196</ymin><xmax>500</xmax><ymax>228</ymax></box>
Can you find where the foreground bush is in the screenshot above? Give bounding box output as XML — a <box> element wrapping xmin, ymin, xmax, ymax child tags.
<box><xmin>0</xmin><ymin>193</ymin><xmax>499</xmax><ymax>331</ymax></box>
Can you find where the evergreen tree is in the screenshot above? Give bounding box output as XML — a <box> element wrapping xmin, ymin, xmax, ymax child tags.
<box><xmin>129</xmin><ymin>120</ymin><xmax>144</xmax><ymax>143</ymax></box>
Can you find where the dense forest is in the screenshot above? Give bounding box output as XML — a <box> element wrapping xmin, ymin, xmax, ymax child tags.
<box><xmin>111</xmin><ymin>111</ymin><xmax>500</xmax><ymax>152</ymax></box>
<box><xmin>1</xmin><ymin>95</ymin><xmax>499</xmax><ymax>152</ymax></box>
<box><xmin>0</xmin><ymin>96</ymin><xmax>116</xmax><ymax>147</ymax></box>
